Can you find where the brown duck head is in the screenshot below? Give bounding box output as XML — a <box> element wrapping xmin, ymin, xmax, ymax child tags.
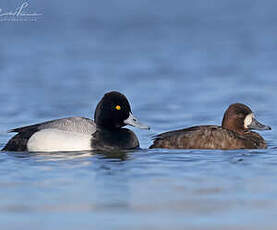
<box><xmin>221</xmin><ymin>103</ymin><xmax>271</xmax><ymax>134</ymax></box>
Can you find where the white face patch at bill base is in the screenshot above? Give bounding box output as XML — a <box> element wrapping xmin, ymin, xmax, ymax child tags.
<box><xmin>244</xmin><ymin>113</ymin><xmax>254</xmax><ymax>129</ymax></box>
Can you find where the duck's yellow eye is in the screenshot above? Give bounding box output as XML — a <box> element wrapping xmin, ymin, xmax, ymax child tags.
<box><xmin>115</xmin><ymin>105</ymin><xmax>121</xmax><ymax>111</ymax></box>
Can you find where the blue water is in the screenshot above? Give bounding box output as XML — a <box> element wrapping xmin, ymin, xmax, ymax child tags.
<box><xmin>1</xmin><ymin>0</ymin><xmax>277</xmax><ymax>229</ymax></box>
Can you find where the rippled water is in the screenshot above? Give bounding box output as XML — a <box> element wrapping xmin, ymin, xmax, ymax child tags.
<box><xmin>1</xmin><ymin>0</ymin><xmax>277</xmax><ymax>229</ymax></box>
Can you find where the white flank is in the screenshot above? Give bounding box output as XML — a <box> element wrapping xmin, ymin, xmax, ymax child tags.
<box><xmin>27</xmin><ymin>129</ymin><xmax>92</xmax><ymax>152</ymax></box>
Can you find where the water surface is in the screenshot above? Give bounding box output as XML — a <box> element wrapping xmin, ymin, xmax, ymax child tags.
<box><xmin>1</xmin><ymin>0</ymin><xmax>277</xmax><ymax>229</ymax></box>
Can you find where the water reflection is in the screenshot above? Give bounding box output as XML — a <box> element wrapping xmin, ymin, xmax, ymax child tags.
<box><xmin>3</xmin><ymin>149</ymin><xmax>133</xmax><ymax>162</ymax></box>
<box><xmin>5</xmin><ymin>150</ymin><xmax>93</xmax><ymax>161</ymax></box>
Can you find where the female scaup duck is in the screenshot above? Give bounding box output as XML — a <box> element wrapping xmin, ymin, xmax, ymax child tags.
<box><xmin>150</xmin><ymin>103</ymin><xmax>271</xmax><ymax>150</ymax></box>
<box><xmin>2</xmin><ymin>91</ymin><xmax>150</xmax><ymax>152</ymax></box>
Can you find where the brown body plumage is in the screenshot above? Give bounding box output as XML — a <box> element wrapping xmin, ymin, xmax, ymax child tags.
<box><xmin>150</xmin><ymin>103</ymin><xmax>271</xmax><ymax>150</ymax></box>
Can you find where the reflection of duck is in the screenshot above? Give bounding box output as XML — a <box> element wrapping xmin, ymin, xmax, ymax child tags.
<box><xmin>2</xmin><ymin>91</ymin><xmax>149</xmax><ymax>152</ymax></box>
<box><xmin>150</xmin><ymin>103</ymin><xmax>271</xmax><ymax>150</ymax></box>
<box><xmin>7</xmin><ymin>151</ymin><xmax>130</xmax><ymax>162</ymax></box>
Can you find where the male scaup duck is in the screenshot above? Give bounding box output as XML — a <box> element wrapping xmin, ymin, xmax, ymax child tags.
<box><xmin>150</xmin><ymin>103</ymin><xmax>271</xmax><ymax>150</ymax></box>
<box><xmin>2</xmin><ymin>91</ymin><xmax>150</xmax><ymax>152</ymax></box>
